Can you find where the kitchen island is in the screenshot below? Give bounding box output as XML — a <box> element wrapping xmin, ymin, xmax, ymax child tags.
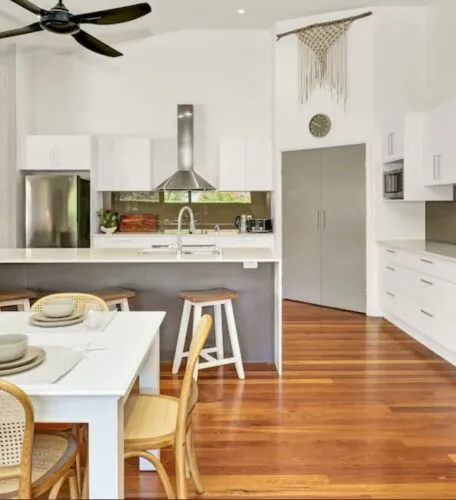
<box><xmin>0</xmin><ymin>247</ymin><xmax>282</xmax><ymax>373</ymax></box>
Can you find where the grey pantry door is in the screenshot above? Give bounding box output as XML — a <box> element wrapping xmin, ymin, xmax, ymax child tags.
<box><xmin>282</xmin><ymin>145</ymin><xmax>366</xmax><ymax>313</ymax></box>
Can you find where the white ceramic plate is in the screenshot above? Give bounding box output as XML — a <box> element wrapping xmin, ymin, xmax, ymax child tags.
<box><xmin>30</xmin><ymin>316</ymin><xmax>84</xmax><ymax>328</ymax></box>
<box><xmin>31</xmin><ymin>312</ymin><xmax>84</xmax><ymax>324</ymax></box>
<box><xmin>0</xmin><ymin>346</ymin><xmax>41</xmax><ymax>369</ymax></box>
<box><xmin>0</xmin><ymin>348</ymin><xmax>46</xmax><ymax>376</ymax></box>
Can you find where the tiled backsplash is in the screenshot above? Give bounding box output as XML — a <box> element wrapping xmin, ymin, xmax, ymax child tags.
<box><xmin>426</xmin><ymin>187</ymin><xmax>456</xmax><ymax>244</ymax></box>
<box><xmin>108</xmin><ymin>191</ymin><xmax>272</xmax><ymax>232</ymax></box>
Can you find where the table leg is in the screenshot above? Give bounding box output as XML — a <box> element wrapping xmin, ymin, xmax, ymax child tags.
<box><xmin>88</xmin><ymin>398</ymin><xmax>124</xmax><ymax>499</ymax></box>
<box><xmin>139</xmin><ymin>332</ymin><xmax>160</xmax><ymax>472</ymax></box>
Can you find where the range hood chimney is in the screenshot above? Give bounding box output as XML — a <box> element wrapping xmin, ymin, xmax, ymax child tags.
<box><xmin>155</xmin><ymin>105</ymin><xmax>215</xmax><ymax>191</ymax></box>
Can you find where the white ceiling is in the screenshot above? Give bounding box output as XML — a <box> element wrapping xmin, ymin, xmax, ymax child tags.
<box><xmin>0</xmin><ymin>0</ymin><xmax>433</xmax><ymax>47</ymax></box>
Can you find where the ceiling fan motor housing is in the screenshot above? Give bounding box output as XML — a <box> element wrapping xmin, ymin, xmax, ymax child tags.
<box><xmin>40</xmin><ymin>3</ymin><xmax>79</xmax><ymax>35</ymax></box>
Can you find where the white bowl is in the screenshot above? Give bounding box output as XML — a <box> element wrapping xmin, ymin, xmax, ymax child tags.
<box><xmin>42</xmin><ymin>299</ymin><xmax>76</xmax><ymax>318</ymax></box>
<box><xmin>0</xmin><ymin>334</ymin><xmax>28</xmax><ymax>363</ymax></box>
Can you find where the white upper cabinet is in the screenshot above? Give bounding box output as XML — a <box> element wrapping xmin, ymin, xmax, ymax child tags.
<box><xmin>402</xmin><ymin>113</ymin><xmax>452</xmax><ymax>201</ymax></box>
<box><xmin>24</xmin><ymin>135</ymin><xmax>92</xmax><ymax>171</ymax></box>
<box><xmin>382</xmin><ymin>118</ymin><xmax>405</xmax><ymax>163</ymax></box>
<box><xmin>95</xmin><ymin>137</ymin><xmax>153</xmax><ymax>192</ymax></box>
<box><xmin>219</xmin><ymin>137</ymin><xmax>273</xmax><ymax>191</ymax></box>
<box><xmin>219</xmin><ymin>139</ymin><xmax>246</xmax><ymax>191</ymax></box>
<box><xmin>423</xmin><ymin>100</ymin><xmax>456</xmax><ymax>186</ymax></box>
<box><xmin>246</xmin><ymin>138</ymin><xmax>274</xmax><ymax>191</ymax></box>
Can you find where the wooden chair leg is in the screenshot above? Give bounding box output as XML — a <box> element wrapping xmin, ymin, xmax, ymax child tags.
<box><xmin>69</xmin><ymin>473</ymin><xmax>79</xmax><ymax>500</ymax></box>
<box><xmin>186</xmin><ymin>428</ymin><xmax>204</xmax><ymax>494</ymax></box>
<box><xmin>48</xmin><ymin>470</ymin><xmax>78</xmax><ymax>500</ymax></box>
<box><xmin>125</xmin><ymin>450</ymin><xmax>175</xmax><ymax>500</ymax></box>
<box><xmin>175</xmin><ymin>441</ymin><xmax>188</xmax><ymax>500</ymax></box>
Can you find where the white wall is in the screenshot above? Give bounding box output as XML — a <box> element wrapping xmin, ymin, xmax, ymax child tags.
<box><xmin>274</xmin><ymin>7</ymin><xmax>427</xmax><ymax>316</ymax></box>
<box><xmin>426</xmin><ymin>0</ymin><xmax>456</xmax><ymax>107</ymax></box>
<box><xmin>25</xmin><ymin>31</ymin><xmax>273</xmax><ymax>186</ymax></box>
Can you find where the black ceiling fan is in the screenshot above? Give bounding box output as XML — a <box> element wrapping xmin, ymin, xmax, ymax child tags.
<box><xmin>0</xmin><ymin>0</ymin><xmax>152</xmax><ymax>57</ymax></box>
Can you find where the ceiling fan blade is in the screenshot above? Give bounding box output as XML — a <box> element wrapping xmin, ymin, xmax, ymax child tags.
<box><xmin>0</xmin><ymin>22</ymin><xmax>43</xmax><ymax>40</ymax></box>
<box><xmin>73</xmin><ymin>3</ymin><xmax>151</xmax><ymax>26</ymax></box>
<box><xmin>73</xmin><ymin>30</ymin><xmax>123</xmax><ymax>58</ymax></box>
<box><xmin>10</xmin><ymin>0</ymin><xmax>45</xmax><ymax>15</ymax></box>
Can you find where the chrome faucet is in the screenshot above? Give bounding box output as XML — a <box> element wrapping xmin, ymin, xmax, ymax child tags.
<box><xmin>177</xmin><ymin>206</ymin><xmax>195</xmax><ymax>254</ymax></box>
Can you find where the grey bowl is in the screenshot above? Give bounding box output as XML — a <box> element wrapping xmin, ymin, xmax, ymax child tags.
<box><xmin>0</xmin><ymin>334</ymin><xmax>28</xmax><ymax>363</ymax></box>
<box><xmin>42</xmin><ymin>299</ymin><xmax>76</xmax><ymax>318</ymax></box>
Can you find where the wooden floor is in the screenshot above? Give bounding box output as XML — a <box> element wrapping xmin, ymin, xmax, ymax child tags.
<box><xmin>126</xmin><ymin>301</ymin><xmax>456</xmax><ymax>499</ymax></box>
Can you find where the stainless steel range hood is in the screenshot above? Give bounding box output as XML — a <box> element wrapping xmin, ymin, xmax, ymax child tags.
<box><xmin>155</xmin><ymin>105</ymin><xmax>215</xmax><ymax>191</ymax></box>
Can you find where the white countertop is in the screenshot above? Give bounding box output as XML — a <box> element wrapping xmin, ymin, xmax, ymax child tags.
<box><xmin>0</xmin><ymin>247</ymin><xmax>280</xmax><ymax>264</ymax></box>
<box><xmin>378</xmin><ymin>240</ymin><xmax>456</xmax><ymax>262</ymax></box>
<box><xmin>92</xmin><ymin>232</ymin><xmax>274</xmax><ymax>237</ymax></box>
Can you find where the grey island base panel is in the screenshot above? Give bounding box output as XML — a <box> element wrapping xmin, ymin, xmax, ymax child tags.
<box><xmin>0</xmin><ymin>263</ymin><xmax>275</xmax><ymax>363</ymax></box>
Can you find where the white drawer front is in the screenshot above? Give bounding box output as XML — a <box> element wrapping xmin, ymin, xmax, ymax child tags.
<box><xmin>380</xmin><ymin>246</ymin><xmax>411</xmax><ymax>267</ymax></box>
<box><xmin>380</xmin><ymin>289</ymin><xmax>398</xmax><ymax>317</ymax></box>
<box><xmin>413</xmin><ymin>254</ymin><xmax>456</xmax><ymax>284</ymax></box>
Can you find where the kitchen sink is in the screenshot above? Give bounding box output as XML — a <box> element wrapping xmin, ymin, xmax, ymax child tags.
<box><xmin>180</xmin><ymin>245</ymin><xmax>222</xmax><ymax>257</ymax></box>
<box><xmin>137</xmin><ymin>244</ymin><xmax>222</xmax><ymax>257</ymax></box>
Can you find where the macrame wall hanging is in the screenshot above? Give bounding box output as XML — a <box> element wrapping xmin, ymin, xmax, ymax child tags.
<box><xmin>277</xmin><ymin>12</ymin><xmax>372</xmax><ymax>105</ymax></box>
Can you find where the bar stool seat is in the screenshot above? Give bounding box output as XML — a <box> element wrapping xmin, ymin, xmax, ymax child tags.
<box><xmin>173</xmin><ymin>288</ymin><xmax>245</xmax><ymax>380</ymax></box>
<box><xmin>94</xmin><ymin>288</ymin><xmax>136</xmax><ymax>311</ymax></box>
<box><xmin>178</xmin><ymin>288</ymin><xmax>239</xmax><ymax>303</ymax></box>
<box><xmin>0</xmin><ymin>289</ymin><xmax>37</xmax><ymax>311</ymax></box>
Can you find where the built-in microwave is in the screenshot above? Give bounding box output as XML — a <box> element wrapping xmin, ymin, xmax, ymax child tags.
<box><xmin>384</xmin><ymin>168</ymin><xmax>404</xmax><ymax>200</ymax></box>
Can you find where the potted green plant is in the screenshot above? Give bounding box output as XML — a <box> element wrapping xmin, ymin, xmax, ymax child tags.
<box><xmin>97</xmin><ymin>209</ymin><xmax>121</xmax><ymax>234</ymax></box>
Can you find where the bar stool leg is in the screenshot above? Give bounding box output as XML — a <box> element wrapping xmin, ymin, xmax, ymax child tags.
<box><xmin>172</xmin><ymin>300</ymin><xmax>192</xmax><ymax>374</ymax></box>
<box><xmin>120</xmin><ymin>298</ymin><xmax>130</xmax><ymax>312</ymax></box>
<box><xmin>192</xmin><ymin>304</ymin><xmax>203</xmax><ymax>381</ymax></box>
<box><xmin>214</xmin><ymin>304</ymin><xmax>224</xmax><ymax>360</ymax></box>
<box><xmin>224</xmin><ymin>300</ymin><xmax>245</xmax><ymax>380</ymax></box>
<box><xmin>18</xmin><ymin>299</ymin><xmax>31</xmax><ymax>312</ymax></box>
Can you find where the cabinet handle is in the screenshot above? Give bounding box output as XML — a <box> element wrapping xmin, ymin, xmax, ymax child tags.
<box><xmin>386</xmin><ymin>249</ymin><xmax>396</xmax><ymax>254</ymax></box>
<box><xmin>433</xmin><ymin>155</ymin><xmax>437</xmax><ymax>180</ymax></box>
<box><xmin>420</xmin><ymin>258</ymin><xmax>434</xmax><ymax>265</ymax></box>
<box><xmin>316</xmin><ymin>210</ymin><xmax>320</xmax><ymax>230</ymax></box>
<box><xmin>420</xmin><ymin>309</ymin><xmax>434</xmax><ymax>318</ymax></box>
<box><xmin>438</xmin><ymin>154</ymin><xmax>442</xmax><ymax>179</ymax></box>
<box><xmin>386</xmin><ymin>291</ymin><xmax>395</xmax><ymax>297</ymax></box>
<box><xmin>420</xmin><ymin>278</ymin><xmax>434</xmax><ymax>286</ymax></box>
<box><xmin>386</xmin><ymin>266</ymin><xmax>395</xmax><ymax>272</ymax></box>
<box><xmin>390</xmin><ymin>133</ymin><xmax>395</xmax><ymax>156</ymax></box>
<box><xmin>322</xmin><ymin>210</ymin><xmax>326</xmax><ymax>230</ymax></box>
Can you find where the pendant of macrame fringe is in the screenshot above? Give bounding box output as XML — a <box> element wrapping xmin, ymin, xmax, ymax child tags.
<box><xmin>297</xmin><ymin>20</ymin><xmax>352</xmax><ymax>106</ymax></box>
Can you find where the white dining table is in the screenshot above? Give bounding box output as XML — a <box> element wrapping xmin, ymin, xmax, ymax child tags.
<box><xmin>0</xmin><ymin>311</ymin><xmax>166</xmax><ymax>500</ymax></box>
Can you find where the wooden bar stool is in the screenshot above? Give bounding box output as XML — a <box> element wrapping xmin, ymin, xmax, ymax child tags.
<box><xmin>94</xmin><ymin>288</ymin><xmax>136</xmax><ymax>311</ymax></box>
<box><xmin>0</xmin><ymin>289</ymin><xmax>37</xmax><ymax>311</ymax></box>
<box><xmin>172</xmin><ymin>288</ymin><xmax>245</xmax><ymax>380</ymax></box>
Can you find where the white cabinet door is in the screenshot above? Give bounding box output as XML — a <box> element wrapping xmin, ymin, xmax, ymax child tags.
<box><xmin>25</xmin><ymin>135</ymin><xmax>92</xmax><ymax>171</ymax></box>
<box><xmin>219</xmin><ymin>139</ymin><xmax>246</xmax><ymax>191</ymax></box>
<box><xmin>246</xmin><ymin>138</ymin><xmax>273</xmax><ymax>191</ymax></box>
<box><xmin>54</xmin><ymin>136</ymin><xmax>92</xmax><ymax>171</ymax></box>
<box><xmin>153</xmin><ymin>138</ymin><xmax>177</xmax><ymax>188</ymax></box>
<box><xmin>424</xmin><ymin>100</ymin><xmax>456</xmax><ymax>186</ymax></box>
<box><xmin>25</xmin><ymin>136</ymin><xmax>55</xmax><ymax>170</ymax></box>
<box><xmin>382</xmin><ymin>118</ymin><xmax>404</xmax><ymax>163</ymax></box>
<box><xmin>96</xmin><ymin>137</ymin><xmax>153</xmax><ymax>191</ymax></box>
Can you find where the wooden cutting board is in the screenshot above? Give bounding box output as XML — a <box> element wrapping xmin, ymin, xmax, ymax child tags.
<box><xmin>120</xmin><ymin>214</ymin><xmax>159</xmax><ymax>233</ymax></box>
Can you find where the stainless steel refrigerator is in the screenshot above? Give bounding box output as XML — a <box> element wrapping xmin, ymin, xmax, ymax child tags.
<box><xmin>25</xmin><ymin>175</ymin><xmax>91</xmax><ymax>248</ymax></box>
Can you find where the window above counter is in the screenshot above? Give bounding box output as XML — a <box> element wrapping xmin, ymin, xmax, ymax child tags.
<box><xmin>109</xmin><ymin>191</ymin><xmax>271</xmax><ymax>233</ymax></box>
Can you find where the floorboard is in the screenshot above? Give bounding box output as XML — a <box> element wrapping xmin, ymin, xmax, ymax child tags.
<box><xmin>116</xmin><ymin>302</ymin><xmax>456</xmax><ymax>498</ymax></box>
